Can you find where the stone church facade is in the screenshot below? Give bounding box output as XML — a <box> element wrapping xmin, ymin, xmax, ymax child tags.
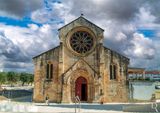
<box><xmin>33</xmin><ymin>16</ymin><xmax>130</xmax><ymax>103</ymax></box>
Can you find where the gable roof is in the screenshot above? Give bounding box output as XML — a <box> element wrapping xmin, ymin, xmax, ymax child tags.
<box><xmin>58</xmin><ymin>16</ymin><xmax>104</xmax><ymax>31</ymax></box>
<box><xmin>104</xmin><ymin>46</ymin><xmax>129</xmax><ymax>61</ymax></box>
<box><xmin>33</xmin><ymin>46</ymin><xmax>60</xmax><ymax>59</ymax></box>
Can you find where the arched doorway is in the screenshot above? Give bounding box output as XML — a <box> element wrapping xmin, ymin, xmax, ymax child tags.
<box><xmin>75</xmin><ymin>77</ymin><xmax>87</xmax><ymax>101</ymax></box>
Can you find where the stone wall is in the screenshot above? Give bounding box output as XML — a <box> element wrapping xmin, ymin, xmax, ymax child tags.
<box><xmin>33</xmin><ymin>16</ymin><xmax>130</xmax><ymax>103</ymax></box>
<box><xmin>102</xmin><ymin>47</ymin><xmax>129</xmax><ymax>102</ymax></box>
<box><xmin>33</xmin><ymin>47</ymin><xmax>60</xmax><ymax>102</ymax></box>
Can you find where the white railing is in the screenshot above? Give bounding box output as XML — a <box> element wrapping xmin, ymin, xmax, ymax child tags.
<box><xmin>75</xmin><ymin>96</ymin><xmax>81</xmax><ymax>113</ymax></box>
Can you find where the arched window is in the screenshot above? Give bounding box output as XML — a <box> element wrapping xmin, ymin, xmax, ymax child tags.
<box><xmin>110</xmin><ymin>65</ymin><xmax>113</xmax><ymax>79</ymax></box>
<box><xmin>50</xmin><ymin>64</ymin><xmax>53</xmax><ymax>79</ymax></box>
<box><xmin>46</xmin><ymin>64</ymin><xmax>49</xmax><ymax>79</ymax></box>
<box><xmin>113</xmin><ymin>65</ymin><xmax>116</xmax><ymax>79</ymax></box>
<box><xmin>46</xmin><ymin>63</ymin><xmax>53</xmax><ymax>80</ymax></box>
<box><xmin>110</xmin><ymin>64</ymin><xmax>117</xmax><ymax>80</ymax></box>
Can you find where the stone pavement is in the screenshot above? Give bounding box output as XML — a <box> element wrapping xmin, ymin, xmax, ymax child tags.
<box><xmin>1</xmin><ymin>100</ymin><xmax>160</xmax><ymax>112</ymax></box>
<box><xmin>123</xmin><ymin>102</ymin><xmax>160</xmax><ymax>112</ymax></box>
<box><xmin>0</xmin><ymin>101</ymin><xmax>126</xmax><ymax>113</ymax></box>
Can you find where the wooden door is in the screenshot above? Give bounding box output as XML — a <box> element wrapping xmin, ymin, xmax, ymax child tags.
<box><xmin>75</xmin><ymin>77</ymin><xmax>87</xmax><ymax>101</ymax></box>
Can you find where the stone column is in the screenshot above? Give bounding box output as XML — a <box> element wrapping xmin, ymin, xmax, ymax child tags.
<box><xmin>61</xmin><ymin>84</ymin><xmax>71</xmax><ymax>103</ymax></box>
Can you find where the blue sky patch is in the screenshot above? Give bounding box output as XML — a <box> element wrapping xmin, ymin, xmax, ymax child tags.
<box><xmin>0</xmin><ymin>16</ymin><xmax>42</xmax><ymax>27</ymax></box>
<box><xmin>138</xmin><ymin>29</ymin><xmax>156</xmax><ymax>38</ymax></box>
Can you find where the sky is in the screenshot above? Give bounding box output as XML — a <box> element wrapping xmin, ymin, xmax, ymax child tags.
<box><xmin>0</xmin><ymin>0</ymin><xmax>160</xmax><ymax>73</ymax></box>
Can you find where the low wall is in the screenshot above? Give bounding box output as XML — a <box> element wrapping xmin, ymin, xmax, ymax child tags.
<box><xmin>0</xmin><ymin>90</ymin><xmax>32</xmax><ymax>99</ymax></box>
<box><xmin>129</xmin><ymin>81</ymin><xmax>157</xmax><ymax>101</ymax></box>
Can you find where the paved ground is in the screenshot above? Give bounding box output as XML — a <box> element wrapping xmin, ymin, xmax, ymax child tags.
<box><xmin>37</xmin><ymin>103</ymin><xmax>160</xmax><ymax>112</ymax></box>
<box><xmin>0</xmin><ymin>96</ymin><xmax>160</xmax><ymax>113</ymax></box>
<box><xmin>123</xmin><ymin>102</ymin><xmax>160</xmax><ymax>112</ymax></box>
<box><xmin>1</xmin><ymin>99</ymin><xmax>160</xmax><ymax>112</ymax></box>
<box><xmin>37</xmin><ymin>103</ymin><xmax>123</xmax><ymax>111</ymax></box>
<box><xmin>12</xmin><ymin>95</ymin><xmax>33</xmax><ymax>102</ymax></box>
<box><xmin>0</xmin><ymin>101</ymin><xmax>125</xmax><ymax>113</ymax></box>
<box><xmin>1</xmin><ymin>86</ymin><xmax>160</xmax><ymax>112</ymax></box>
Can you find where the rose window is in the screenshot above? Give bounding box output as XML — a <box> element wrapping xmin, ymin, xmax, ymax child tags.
<box><xmin>70</xmin><ymin>31</ymin><xmax>94</xmax><ymax>54</ymax></box>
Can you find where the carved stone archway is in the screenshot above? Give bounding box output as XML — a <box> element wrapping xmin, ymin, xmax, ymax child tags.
<box><xmin>68</xmin><ymin>69</ymin><xmax>94</xmax><ymax>103</ymax></box>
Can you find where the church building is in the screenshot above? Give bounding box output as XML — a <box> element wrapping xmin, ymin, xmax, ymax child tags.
<box><xmin>33</xmin><ymin>16</ymin><xmax>130</xmax><ymax>103</ymax></box>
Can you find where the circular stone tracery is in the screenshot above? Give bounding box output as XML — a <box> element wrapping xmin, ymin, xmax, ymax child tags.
<box><xmin>70</xmin><ymin>31</ymin><xmax>94</xmax><ymax>54</ymax></box>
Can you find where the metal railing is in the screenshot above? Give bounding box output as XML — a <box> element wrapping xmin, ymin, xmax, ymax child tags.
<box><xmin>75</xmin><ymin>96</ymin><xmax>81</xmax><ymax>113</ymax></box>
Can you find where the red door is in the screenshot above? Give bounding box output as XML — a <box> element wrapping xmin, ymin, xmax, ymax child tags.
<box><xmin>75</xmin><ymin>77</ymin><xmax>87</xmax><ymax>101</ymax></box>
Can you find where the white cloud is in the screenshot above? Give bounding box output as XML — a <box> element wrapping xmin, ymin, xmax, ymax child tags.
<box><xmin>0</xmin><ymin>23</ymin><xmax>59</xmax><ymax>72</ymax></box>
<box><xmin>28</xmin><ymin>24</ymin><xmax>39</xmax><ymax>31</ymax></box>
<box><xmin>138</xmin><ymin>7</ymin><xmax>156</xmax><ymax>24</ymax></box>
<box><xmin>125</xmin><ymin>33</ymin><xmax>155</xmax><ymax>59</ymax></box>
<box><xmin>64</xmin><ymin>0</ymin><xmax>160</xmax><ymax>70</ymax></box>
<box><xmin>115</xmin><ymin>32</ymin><xmax>127</xmax><ymax>42</ymax></box>
<box><xmin>129</xmin><ymin>39</ymin><xmax>160</xmax><ymax>70</ymax></box>
<box><xmin>29</xmin><ymin>0</ymin><xmax>160</xmax><ymax>70</ymax></box>
<box><xmin>0</xmin><ymin>0</ymin><xmax>160</xmax><ymax>72</ymax></box>
<box><xmin>135</xmin><ymin>6</ymin><xmax>156</xmax><ymax>29</ymax></box>
<box><xmin>0</xmin><ymin>0</ymin><xmax>43</xmax><ymax>19</ymax></box>
<box><xmin>31</xmin><ymin>9</ymin><xmax>52</xmax><ymax>23</ymax></box>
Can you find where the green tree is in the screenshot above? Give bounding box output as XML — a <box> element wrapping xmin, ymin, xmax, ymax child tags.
<box><xmin>0</xmin><ymin>72</ymin><xmax>6</xmax><ymax>86</ymax></box>
<box><xmin>20</xmin><ymin>72</ymin><xmax>28</xmax><ymax>86</ymax></box>
<box><xmin>7</xmin><ymin>71</ymin><xmax>19</xmax><ymax>86</ymax></box>
<box><xmin>27</xmin><ymin>74</ymin><xmax>34</xmax><ymax>85</ymax></box>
